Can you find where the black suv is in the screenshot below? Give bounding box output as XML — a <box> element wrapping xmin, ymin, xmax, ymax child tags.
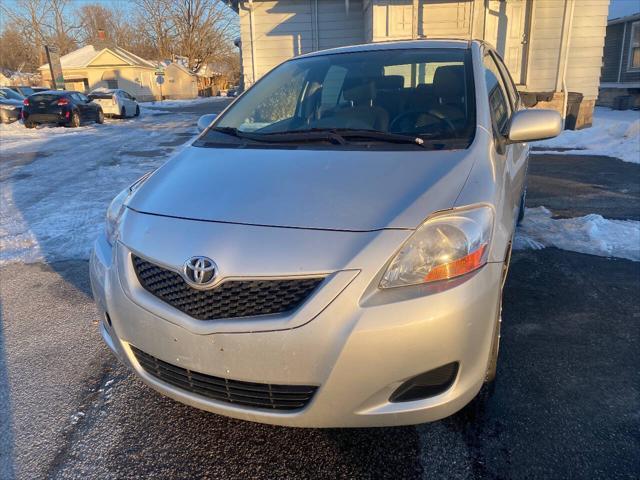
<box><xmin>22</xmin><ymin>91</ymin><xmax>104</xmax><ymax>128</ymax></box>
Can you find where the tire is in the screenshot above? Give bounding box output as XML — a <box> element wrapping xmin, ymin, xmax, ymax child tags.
<box><xmin>96</xmin><ymin>109</ymin><xmax>104</xmax><ymax>124</ymax></box>
<box><xmin>120</xmin><ymin>107</ymin><xmax>126</xmax><ymax>119</ymax></box>
<box><xmin>24</xmin><ymin>120</ymin><xmax>37</xmax><ymax>129</ymax></box>
<box><xmin>485</xmin><ymin>240</ymin><xmax>512</xmax><ymax>383</ymax></box>
<box><xmin>134</xmin><ymin>105</ymin><xmax>140</xmax><ymax>117</ymax></box>
<box><xmin>68</xmin><ymin>111</ymin><xmax>81</xmax><ymax>128</ymax></box>
<box><xmin>517</xmin><ymin>186</ymin><xmax>526</xmax><ymax>225</ymax></box>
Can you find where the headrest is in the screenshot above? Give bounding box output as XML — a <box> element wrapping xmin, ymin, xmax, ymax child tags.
<box><xmin>433</xmin><ymin>65</ymin><xmax>465</xmax><ymax>98</ymax></box>
<box><xmin>376</xmin><ymin>75</ymin><xmax>404</xmax><ymax>90</ymax></box>
<box><xmin>342</xmin><ymin>78</ymin><xmax>376</xmax><ymax>105</ymax></box>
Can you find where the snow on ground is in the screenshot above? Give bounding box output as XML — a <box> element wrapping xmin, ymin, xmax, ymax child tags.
<box><xmin>534</xmin><ymin>107</ymin><xmax>640</xmax><ymax>164</ymax></box>
<box><xmin>0</xmin><ymin>105</ymin><xmax>202</xmax><ymax>265</ymax></box>
<box><xmin>140</xmin><ymin>96</ymin><xmax>229</xmax><ymax>108</ymax></box>
<box><xmin>514</xmin><ymin>207</ymin><xmax>640</xmax><ymax>261</ymax></box>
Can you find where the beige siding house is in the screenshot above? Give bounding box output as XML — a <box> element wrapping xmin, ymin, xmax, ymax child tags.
<box><xmin>38</xmin><ymin>45</ymin><xmax>198</xmax><ymax>101</ymax></box>
<box><xmin>230</xmin><ymin>0</ymin><xmax>610</xmax><ymax>128</ymax></box>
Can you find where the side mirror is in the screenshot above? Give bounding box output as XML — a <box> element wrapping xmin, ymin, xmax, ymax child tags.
<box><xmin>197</xmin><ymin>113</ymin><xmax>217</xmax><ymax>133</ymax></box>
<box><xmin>507</xmin><ymin>109</ymin><xmax>562</xmax><ymax>143</ymax></box>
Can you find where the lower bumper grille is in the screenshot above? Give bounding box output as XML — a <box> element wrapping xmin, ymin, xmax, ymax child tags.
<box><xmin>131</xmin><ymin>346</ymin><xmax>318</xmax><ymax>411</ymax></box>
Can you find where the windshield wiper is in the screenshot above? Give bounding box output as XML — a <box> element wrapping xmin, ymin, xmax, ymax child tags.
<box><xmin>327</xmin><ymin>129</ymin><xmax>427</xmax><ymax>147</ymax></box>
<box><xmin>258</xmin><ymin>128</ymin><xmax>427</xmax><ymax>148</ymax></box>
<box><xmin>209</xmin><ymin>127</ymin><xmax>347</xmax><ymax>145</ymax></box>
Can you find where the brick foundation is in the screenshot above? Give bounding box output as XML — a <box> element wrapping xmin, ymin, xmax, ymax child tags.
<box><xmin>519</xmin><ymin>91</ymin><xmax>595</xmax><ymax>130</ymax></box>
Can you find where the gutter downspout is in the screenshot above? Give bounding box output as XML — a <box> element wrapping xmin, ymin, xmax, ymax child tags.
<box><xmin>560</xmin><ymin>0</ymin><xmax>576</xmax><ymax>127</ymax></box>
<box><xmin>248</xmin><ymin>0</ymin><xmax>257</xmax><ymax>85</ymax></box>
<box><xmin>617</xmin><ymin>22</ymin><xmax>628</xmax><ymax>83</ymax></box>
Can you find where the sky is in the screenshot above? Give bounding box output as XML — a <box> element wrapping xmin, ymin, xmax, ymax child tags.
<box><xmin>608</xmin><ymin>0</ymin><xmax>640</xmax><ymax>19</ymax></box>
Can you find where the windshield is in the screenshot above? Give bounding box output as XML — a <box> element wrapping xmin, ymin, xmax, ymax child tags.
<box><xmin>208</xmin><ymin>48</ymin><xmax>475</xmax><ymax>148</ymax></box>
<box><xmin>0</xmin><ymin>88</ymin><xmax>24</xmax><ymax>100</ymax></box>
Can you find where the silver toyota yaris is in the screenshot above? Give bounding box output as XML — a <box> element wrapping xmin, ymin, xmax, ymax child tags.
<box><xmin>90</xmin><ymin>39</ymin><xmax>561</xmax><ymax>427</ymax></box>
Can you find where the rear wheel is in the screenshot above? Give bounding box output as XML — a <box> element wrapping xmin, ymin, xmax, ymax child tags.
<box><xmin>24</xmin><ymin>120</ymin><xmax>37</xmax><ymax>129</ymax></box>
<box><xmin>68</xmin><ymin>111</ymin><xmax>81</xmax><ymax>128</ymax></box>
<box><xmin>96</xmin><ymin>109</ymin><xmax>104</xmax><ymax>124</ymax></box>
<box><xmin>134</xmin><ymin>105</ymin><xmax>140</xmax><ymax>117</ymax></box>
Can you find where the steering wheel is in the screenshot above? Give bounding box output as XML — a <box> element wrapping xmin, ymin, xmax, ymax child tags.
<box><xmin>389</xmin><ymin>110</ymin><xmax>457</xmax><ymax>137</ymax></box>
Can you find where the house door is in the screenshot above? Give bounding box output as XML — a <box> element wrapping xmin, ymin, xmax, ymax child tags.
<box><xmin>485</xmin><ymin>0</ymin><xmax>531</xmax><ymax>85</ymax></box>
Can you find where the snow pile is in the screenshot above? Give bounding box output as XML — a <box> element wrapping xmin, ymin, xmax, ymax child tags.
<box><xmin>514</xmin><ymin>207</ymin><xmax>640</xmax><ymax>261</ymax></box>
<box><xmin>534</xmin><ymin>107</ymin><xmax>640</xmax><ymax>163</ymax></box>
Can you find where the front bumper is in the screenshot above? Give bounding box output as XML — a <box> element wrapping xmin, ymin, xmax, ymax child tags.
<box><xmin>90</xmin><ymin>213</ymin><xmax>503</xmax><ymax>427</ymax></box>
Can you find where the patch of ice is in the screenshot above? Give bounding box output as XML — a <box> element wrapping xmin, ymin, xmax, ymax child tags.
<box><xmin>0</xmin><ymin>108</ymin><xmax>200</xmax><ymax>265</ymax></box>
<box><xmin>534</xmin><ymin>107</ymin><xmax>640</xmax><ymax>164</ymax></box>
<box><xmin>514</xmin><ymin>207</ymin><xmax>640</xmax><ymax>261</ymax></box>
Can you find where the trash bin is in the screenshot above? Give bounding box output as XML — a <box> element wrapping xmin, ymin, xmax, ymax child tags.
<box><xmin>564</xmin><ymin>92</ymin><xmax>583</xmax><ymax>130</ymax></box>
<box><xmin>612</xmin><ymin>95</ymin><xmax>632</xmax><ymax>111</ymax></box>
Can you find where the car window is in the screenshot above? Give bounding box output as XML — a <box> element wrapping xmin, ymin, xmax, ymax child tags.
<box><xmin>483</xmin><ymin>54</ymin><xmax>511</xmax><ymax>134</ymax></box>
<box><xmin>0</xmin><ymin>88</ymin><xmax>24</xmax><ymax>100</ymax></box>
<box><xmin>211</xmin><ymin>48</ymin><xmax>476</xmax><ymax>148</ymax></box>
<box><xmin>490</xmin><ymin>51</ymin><xmax>519</xmax><ymax>110</ymax></box>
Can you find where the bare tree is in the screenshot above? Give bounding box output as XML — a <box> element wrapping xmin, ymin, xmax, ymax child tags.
<box><xmin>170</xmin><ymin>0</ymin><xmax>236</xmax><ymax>71</ymax></box>
<box><xmin>47</xmin><ymin>0</ymin><xmax>78</xmax><ymax>54</ymax></box>
<box><xmin>134</xmin><ymin>0</ymin><xmax>175</xmax><ymax>60</ymax></box>
<box><xmin>0</xmin><ymin>24</ymin><xmax>33</xmax><ymax>71</ymax></box>
<box><xmin>0</xmin><ymin>0</ymin><xmax>51</xmax><ymax>68</ymax></box>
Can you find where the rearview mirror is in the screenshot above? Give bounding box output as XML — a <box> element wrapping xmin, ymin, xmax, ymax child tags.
<box><xmin>197</xmin><ymin>113</ymin><xmax>217</xmax><ymax>133</ymax></box>
<box><xmin>507</xmin><ymin>109</ymin><xmax>562</xmax><ymax>143</ymax></box>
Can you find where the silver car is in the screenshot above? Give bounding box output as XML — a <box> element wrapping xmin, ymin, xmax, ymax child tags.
<box><xmin>90</xmin><ymin>40</ymin><xmax>560</xmax><ymax>427</ymax></box>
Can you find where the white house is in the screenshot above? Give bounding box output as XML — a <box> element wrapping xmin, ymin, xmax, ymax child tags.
<box><xmin>229</xmin><ymin>0</ymin><xmax>610</xmax><ymax>129</ymax></box>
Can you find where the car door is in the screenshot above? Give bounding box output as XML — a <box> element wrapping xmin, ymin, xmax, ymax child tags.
<box><xmin>482</xmin><ymin>51</ymin><xmax>520</xmax><ymax>229</ymax></box>
<box><xmin>491</xmin><ymin>50</ymin><xmax>529</xmax><ymax>209</ymax></box>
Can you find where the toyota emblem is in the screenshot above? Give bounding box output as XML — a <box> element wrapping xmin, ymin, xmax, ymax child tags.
<box><xmin>183</xmin><ymin>256</ymin><xmax>217</xmax><ymax>288</ymax></box>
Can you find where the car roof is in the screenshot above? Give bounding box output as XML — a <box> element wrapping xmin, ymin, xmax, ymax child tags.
<box><xmin>297</xmin><ymin>38</ymin><xmax>474</xmax><ymax>59</ymax></box>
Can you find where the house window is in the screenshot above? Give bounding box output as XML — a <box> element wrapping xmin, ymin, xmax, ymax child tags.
<box><xmin>629</xmin><ymin>21</ymin><xmax>640</xmax><ymax>71</ymax></box>
<box><xmin>105</xmin><ymin>79</ymin><xmax>118</xmax><ymax>89</ymax></box>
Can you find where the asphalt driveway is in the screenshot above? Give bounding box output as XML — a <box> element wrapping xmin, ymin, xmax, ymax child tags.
<box><xmin>1</xmin><ymin>146</ymin><xmax>638</xmax><ymax>477</ymax></box>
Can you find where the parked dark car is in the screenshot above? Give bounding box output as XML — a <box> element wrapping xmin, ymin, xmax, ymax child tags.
<box><xmin>0</xmin><ymin>87</ymin><xmax>23</xmax><ymax>123</ymax></box>
<box><xmin>22</xmin><ymin>90</ymin><xmax>104</xmax><ymax>128</ymax></box>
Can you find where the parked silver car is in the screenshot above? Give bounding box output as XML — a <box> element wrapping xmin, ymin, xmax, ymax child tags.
<box><xmin>90</xmin><ymin>40</ymin><xmax>560</xmax><ymax>427</ymax></box>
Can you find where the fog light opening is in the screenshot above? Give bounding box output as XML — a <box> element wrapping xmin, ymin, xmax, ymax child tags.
<box><xmin>104</xmin><ymin>312</ymin><xmax>112</xmax><ymax>327</ymax></box>
<box><xmin>390</xmin><ymin>362</ymin><xmax>459</xmax><ymax>403</ymax></box>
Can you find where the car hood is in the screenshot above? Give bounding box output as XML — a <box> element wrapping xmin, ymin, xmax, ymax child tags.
<box><xmin>128</xmin><ymin>139</ymin><xmax>482</xmax><ymax>231</ymax></box>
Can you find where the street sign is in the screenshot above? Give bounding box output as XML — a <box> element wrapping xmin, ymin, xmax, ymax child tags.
<box><xmin>156</xmin><ymin>75</ymin><xmax>165</xmax><ymax>85</ymax></box>
<box><xmin>45</xmin><ymin>45</ymin><xmax>65</xmax><ymax>90</ymax></box>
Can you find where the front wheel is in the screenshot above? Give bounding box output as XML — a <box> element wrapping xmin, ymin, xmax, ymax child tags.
<box><xmin>517</xmin><ymin>187</ymin><xmax>527</xmax><ymax>225</ymax></box>
<box><xmin>96</xmin><ymin>109</ymin><xmax>104</xmax><ymax>124</ymax></box>
<box><xmin>134</xmin><ymin>105</ymin><xmax>140</xmax><ymax>117</ymax></box>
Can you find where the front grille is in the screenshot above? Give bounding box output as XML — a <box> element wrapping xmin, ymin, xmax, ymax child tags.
<box><xmin>132</xmin><ymin>255</ymin><xmax>323</xmax><ymax>321</ymax></box>
<box><xmin>131</xmin><ymin>346</ymin><xmax>317</xmax><ymax>411</ymax></box>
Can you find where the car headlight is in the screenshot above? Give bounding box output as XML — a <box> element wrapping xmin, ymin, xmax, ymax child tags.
<box><xmin>105</xmin><ymin>172</ymin><xmax>153</xmax><ymax>246</ymax></box>
<box><xmin>380</xmin><ymin>205</ymin><xmax>494</xmax><ymax>288</ymax></box>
